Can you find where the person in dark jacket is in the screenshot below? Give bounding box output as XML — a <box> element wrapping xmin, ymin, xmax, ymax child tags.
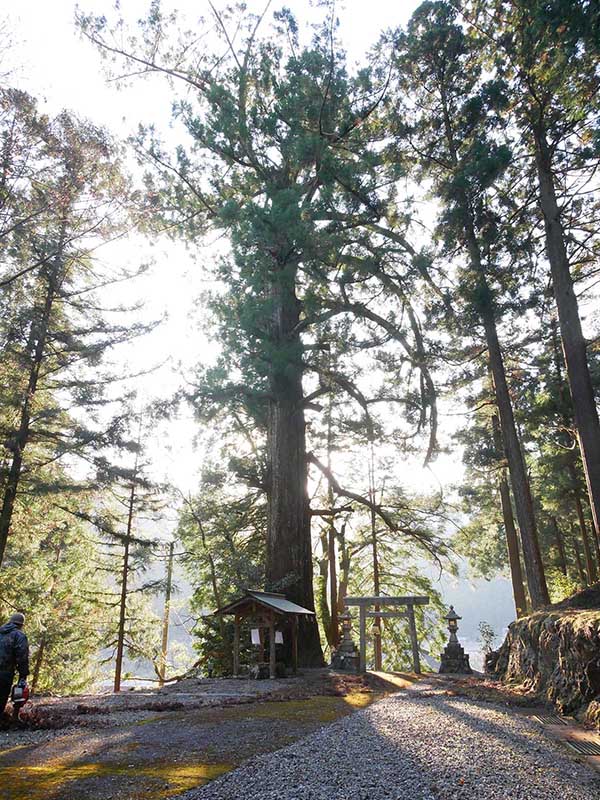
<box><xmin>0</xmin><ymin>612</ymin><xmax>29</xmax><ymax>714</ymax></box>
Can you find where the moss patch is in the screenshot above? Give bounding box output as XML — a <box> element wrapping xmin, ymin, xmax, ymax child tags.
<box><xmin>242</xmin><ymin>692</ymin><xmax>378</xmax><ymax>723</ymax></box>
<box><xmin>134</xmin><ymin>690</ymin><xmax>379</xmax><ymax>729</ymax></box>
<box><xmin>0</xmin><ymin>759</ymin><xmax>232</xmax><ymax>800</ymax></box>
<box><xmin>369</xmin><ymin>672</ymin><xmax>421</xmax><ymax>691</ymax></box>
<box><xmin>140</xmin><ymin>762</ymin><xmax>232</xmax><ymax>795</ymax></box>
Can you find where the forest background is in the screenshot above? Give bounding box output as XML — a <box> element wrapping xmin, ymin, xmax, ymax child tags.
<box><xmin>1</xmin><ymin>0</ymin><xmax>598</xmax><ymax>691</ymax></box>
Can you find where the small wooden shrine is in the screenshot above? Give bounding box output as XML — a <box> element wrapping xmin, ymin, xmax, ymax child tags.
<box><xmin>212</xmin><ymin>589</ymin><xmax>315</xmax><ymax>679</ymax></box>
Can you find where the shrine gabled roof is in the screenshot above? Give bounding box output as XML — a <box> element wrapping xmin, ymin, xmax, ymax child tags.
<box><xmin>212</xmin><ymin>589</ymin><xmax>315</xmax><ymax>617</ymax></box>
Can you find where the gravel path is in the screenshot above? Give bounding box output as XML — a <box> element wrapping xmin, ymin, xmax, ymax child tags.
<box><xmin>178</xmin><ymin>689</ymin><xmax>600</xmax><ymax>800</ymax></box>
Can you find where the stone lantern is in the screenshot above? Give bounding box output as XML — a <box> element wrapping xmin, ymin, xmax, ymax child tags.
<box><xmin>330</xmin><ymin>611</ymin><xmax>360</xmax><ymax>673</ymax></box>
<box><xmin>439</xmin><ymin>605</ymin><xmax>472</xmax><ymax>674</ymax></box>
<box><xmin>446</xmin><ymin>606</ymin><xmax>460</xmax><ymax>640</ymax></box>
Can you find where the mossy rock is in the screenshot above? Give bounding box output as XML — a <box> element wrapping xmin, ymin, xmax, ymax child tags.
<box><xmin>492</xmin><ymin>584</ymin><xmax>600</xmax><ymax>724</ymax></box>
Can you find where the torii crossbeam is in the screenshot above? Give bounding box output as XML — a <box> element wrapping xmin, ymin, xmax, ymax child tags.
<box><xmin>344</xmin><ymin>595</ymin><xmax>430</xmax><ymax>674</ymax></box>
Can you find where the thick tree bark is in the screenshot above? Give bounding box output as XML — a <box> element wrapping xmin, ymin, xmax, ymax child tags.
<box><xmin>265</xmin><ymin>263</ymin><xmax>323</xmax><ymax>666</ymax></box>
<box><xmin>337</xmin><ymin>522</ymin><xmax>350</xmax><ymax>614</ymax></box>
<box><xmin>551</xmin><ymin>517</ymin><xmax>568</xmax><ymax>577</ymax></box>
<box><xmin>317</xmin><ymin>531</ymin><xmax>333</xmax><ymax>647</ymax></box>
<box><xmin>549</xmin><ymin>319</ymin><xmax>598</xmax><ymax>581</ymax></box>
<box><xmin>499</xmin><ymin>471</ymin><xmax>528</xmax><ymax>618</ymax></box>
<box><xmin>569</xmin><ymin>465</ymin><xmax>598</xmax><ymax>584</ymax></box>
<box><xmin>369</xmin><ymin>456</ymin><xmax>382</xmax><ymax>670</ymax></box>
<box><xmin>549</xmin><ymin>318</ymin><xmax>597</xmax><ymax>582</ymax></box>
<box><xmin>328</xmin><ymin>521</ymin><xmax>339</xmax><ymax>649</ymax></box>
<box><xmin>326</xmin><ymin>395</ymin><xmax>339</xmax><ymax>649</ymax></box>
<box><xmin>30</xmin><ymin>635</ymin><xmax>46</xmax><ymax>695</ymax></box>
<box><xmin>479</xmin><ymin>294</ymin><xmax>548</xmax><ymax>607</ymax></box>
<box><xmin>577</xmin><ymin>505</ymin><xmax>597</xmax><ymax>585</ymax></box>
<box><xmin>492</xmin><ymin>413</ymin><xmax>528</xmax><ymax>617</ymax></box>
<box><xmin>371</xmin><ymin>503</ymin><xmax>382</xmax><ymax>670</ymax></box>
<box><xmin>589</xmin><ymin>512</ymin><xmax>600</xmax><ymax>574</ymax></box>
<box><xmin>440</xmin><ymin>83</ymin><xmax>548</xmax><ymax>607</ymax></box>
<box><xmin>535</xmin><ymin>130</ymin><xmax>600</xmax><ymax>548</ymax></box>
<box><xmin>571</xmin><ymin>531</ymin><xmax>587</xmax><ymax>586</ymax></box>
<box><xmin>365</xmin><ymin>417</ymin><xmax>382</xmax><ymax>668</ymax></box>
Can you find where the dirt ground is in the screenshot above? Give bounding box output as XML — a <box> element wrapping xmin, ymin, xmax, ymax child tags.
<box><xmin>0</xmin><ymin>670</ymin><xmax>409</xmax><ymax>800</ymax></box>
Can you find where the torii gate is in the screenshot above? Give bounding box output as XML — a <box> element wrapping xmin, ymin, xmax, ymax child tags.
<box><xmin>344</xmin><ymin>595</ymin><xmax>430</xmax><ymax>674</ymax></box>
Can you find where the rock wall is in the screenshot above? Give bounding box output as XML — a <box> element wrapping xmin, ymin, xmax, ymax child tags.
<box><xmin>490</xmin><ymin>584</ymin><xmax>600</xmax><ymax>727</ymax></box>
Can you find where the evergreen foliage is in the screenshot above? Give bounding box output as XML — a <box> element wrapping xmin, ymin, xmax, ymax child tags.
<box><xmin>0</xmin><ymin>88</ymin><xmax>155</xmax><ymax>567</ymax></box>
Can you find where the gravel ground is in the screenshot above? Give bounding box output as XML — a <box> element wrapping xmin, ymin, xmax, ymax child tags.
<box><xmin>178</xmin><ymin>690</ymin><xmax>600</xmax><ymax>800</ymax></box>
<box><xmin>0</xmin><ymin>725</ymin><xmax>60</xmax><ymax>751</ymax></box>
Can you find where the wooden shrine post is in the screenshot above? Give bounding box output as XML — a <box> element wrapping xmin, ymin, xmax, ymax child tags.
<box><xmin>233</xmin><ymin>615</ymin><xmax>240</xmax><ymax>677</ymax></box>
<box><xmin>292</xmin><ymin>616</ymin><xmax>299</xmax><ymax>675</ymax></box>
<box><xmin>268</xmin><ymin>614</ymin><xmax>276</xmax><ymax>679</ymax></box>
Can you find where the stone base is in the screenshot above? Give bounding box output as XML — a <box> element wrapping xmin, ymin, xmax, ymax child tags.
<box><xmin>331</xmin><ymin>649</ymin><xmax>360</xmax><ymax>673</ymax></box>
<box><xmin>439</xmin><ymin>643</ymin><xmax>472</xmax><ymax>674</ymax></box>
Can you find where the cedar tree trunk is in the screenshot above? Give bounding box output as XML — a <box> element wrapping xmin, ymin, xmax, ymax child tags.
<box><xmin>317</xmin><ymin>530</ymin><xmax>333</xmax><ymax>647</ymax></box>
<box><xmin>571</xmin><ymin>531</ymin><xmax>587</xmax><ymax>586</ymax></box>
<box><xmin>158</xmin><ymin>540</ymin><xmax>175</xmax><ymax>686</ymax></box>
<box><xmin>535</xmin><ymin>130</ymin><xmax>600</xmax><ymax>547</ymax></box>
<box><xmin>265</xmin><ymin>262</ymin><xmax>323</xmax><ymax>666</ymax></box>
<box><xmin>551</xmin><ymin>517</ymin><xmax>568</xmax><ymax>577</ymax></box>
<box><xmin>328</xmin><ymin>520</ymin><xmax>339</xmax><ymax>649</ymax></box>
<box><xmin>569</xmin><ymin>462</ymin><xmax>598</xmax><ymax>584</ymax></box>
<box><xmin>492</xmin><ymin>413</ymin><xmax>528</xmax><ymax>617</ymax></box>
<box><xmin>114</xmin><ymin>481</ymin><xmax>135</xmax><ymax>692</ymax></box>
<box><xmin>482</xmin><ymin>304</ymin><xmax>549</xmax><ymax>607</ymax></box>
<box><xmin>499</xmin><ymin>470</ymin><xmax>528</xmax><ymax>618</ymax></box>
<box><xmin>440</xmin><ymin>83</ymin><xmax>548</xmax><ymax>607</ymax></box>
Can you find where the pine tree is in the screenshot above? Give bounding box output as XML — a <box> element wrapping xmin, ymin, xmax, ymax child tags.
<box><xmin>0</xmin><ymin>90</ymin><xmax>155</xmax><ymax>567</ymax></box>
<box><xmin>73</xmin><ymin>422</ymin><xmax>165</xmax><ymax>692</ymax></box>
<box><xmin>0</xmin><ymin>478</ymin><xmax>108</xmax><ymax>694</ymax></box>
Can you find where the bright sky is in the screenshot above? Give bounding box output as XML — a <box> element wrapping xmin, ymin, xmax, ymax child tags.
<box><xmin>3</xmin><ymin>0</ymin><xmax>463</xmax><ymax>499</ymax></box>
